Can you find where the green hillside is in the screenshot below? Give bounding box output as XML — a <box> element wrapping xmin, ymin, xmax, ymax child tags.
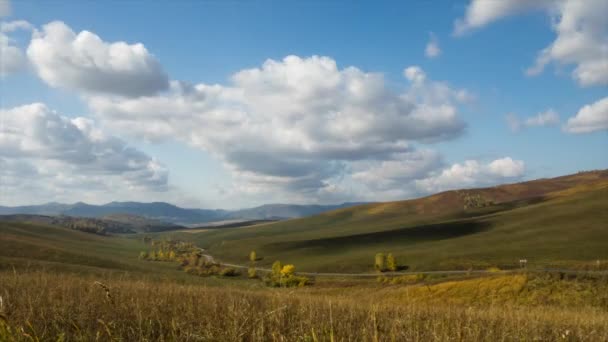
<box><xmin>0</xmin><ymin>220</ymin><xmax>190</xmax><ymax>278</ymax></box>
<box><xmin>167</xmin><ymin>171</ymin><xmax>608</xmax><ymax>272</ymax></box>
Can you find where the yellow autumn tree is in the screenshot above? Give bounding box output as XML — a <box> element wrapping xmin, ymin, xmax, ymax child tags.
<box><xmin>386</xmin><ymin>253</ymin><xmax>397</xmax><ymax>272</ymax></box>
<box><xmin>375</xmin><ymin>253</ymin><xmax>386</xmax><ymax>272</ymax></box>
<box><xmin>281</xmin><ymin>264</ymin><xmax>295</xmax><ymax>277</ymax></box>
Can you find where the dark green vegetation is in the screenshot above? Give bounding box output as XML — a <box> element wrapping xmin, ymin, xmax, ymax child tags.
<box><xmin>167</xmin><ymin>170</ymin><xmax>608</xmax><ymax>272</ymax></box>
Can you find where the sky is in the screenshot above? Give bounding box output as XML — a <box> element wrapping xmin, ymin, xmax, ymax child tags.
<box><xmin>0</xmin><ymin>0</ymin><xmax>606</xmax><ymax>209</ymax></box>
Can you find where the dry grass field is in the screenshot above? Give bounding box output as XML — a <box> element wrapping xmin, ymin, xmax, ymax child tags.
<box><xmin>2</xmin><ymin>271</ymin><xmax>608</xmax><ymax>341</ymax></box>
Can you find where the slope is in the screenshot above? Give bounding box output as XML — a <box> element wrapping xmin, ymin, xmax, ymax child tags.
<box><xmin>169</xmin><ymin>170</ymin><xmax>608</xmax><ymax>272</ymax></box>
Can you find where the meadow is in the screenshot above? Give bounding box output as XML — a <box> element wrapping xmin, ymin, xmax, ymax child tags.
<box><xmin>2</xmin><ymin>271</ymin><xmax>608</xmax><ymax>341</ymax></box>
<box><xmin>1</xmin><ymin>171</ymin><xmax>607</xmax><ymax>340</ymax></box>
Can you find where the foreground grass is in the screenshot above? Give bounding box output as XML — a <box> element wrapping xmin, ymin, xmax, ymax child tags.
<box><xmin>2</xmin><ymin>271</ymin><xmax>608</xmax><ymax>341</ymax></box>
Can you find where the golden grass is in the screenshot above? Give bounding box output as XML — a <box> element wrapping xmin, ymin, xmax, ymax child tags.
<box><xmin>1</xmin><ymin>271</ymin><xmax>607</xmax><ymax>341</ymax></box>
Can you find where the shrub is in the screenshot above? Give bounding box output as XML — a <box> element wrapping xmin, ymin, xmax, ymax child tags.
<box><xmin>264</xmin><ymin>261</ymin><xmax>310</xmax><ymax>287</ymax></box>
<box><xmin>248</xmin><ymin>267</ymin><xmax>258</xmax><ymax>279</ymax></box>
<box><xmin>220</xmin><ymin>268</ymin><xmax>240</xmax><ymax>277</ymax></box>
<box><xmin>281</xmin><ymin>264</ymin><xmax>295</xmax><ymax>277</ymax></box>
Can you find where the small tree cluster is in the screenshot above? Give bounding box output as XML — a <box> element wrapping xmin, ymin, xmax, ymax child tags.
<box><xmin>375</xmin><ymin>252</ymin><xmax>399</xmax><ymax>272</ymax></box>
<box><xmin>139</xmin><ymin>238</ymin><xmax>198</xmax><ymax>262</ymax></box>
<box><xmin>139</xmin><ymin>248</ymin><xmax>178</xmax><ymax>261</ymax></box>
<box><xmin>183</xmin><ymin>259</ymin><xmax>240</xmax><ymax>277</ymax></box>
<box><xmin>264</xmin><ymin>261</ymin><xmax>310</xmax><ymax>287</ymax></box>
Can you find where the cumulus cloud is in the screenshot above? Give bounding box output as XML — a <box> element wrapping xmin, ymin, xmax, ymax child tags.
<box><xmin>88</xmin><ymin>56</ymin><xmax>471</xmax><ymax>199</ymax></box>
<box><xmin>425</xmin><ymin>32</ymin><xmax>441</xmax><ymax>58</ymax></box>
<box><xmin>351</xmin><ymin>150</ymin><xmax>443</xmax><ymax>194</ymax></box>
<box><xmin>564</xmin><ymin>97</ymin><xmax>608</xmax><ymax>133</ymax></box>
<box><xmin>415</xmin><ymin>157</ymin><xmax>525</xmax><ymax>194</ymax></box>
<box><xmin>455</xmin><ymin>0</ymin><xmax>608</xmax><ymax>87</ymax></box>
<box><xmin>404</xmin><ymin>65</ymin><xmax>426</xmax><ymax>83</ymax></box>
<box><xmin>0</xmin><ymin>103</ymin><xmax>169</xmax><ymax>198</ymax></box>
<box><xmin>0</xmin><ymin>20</ymin><xmax>33</xmax><ymax>76</ymax></box>
<box><xmin>507</xmin><ymin>109</ymin><xmax>560</xmax><ymax>132</ymax></box>
<box><xmin>27</xmin><ymin>21</ymin><xmax>169</xmax><ymax>97</ymax></box>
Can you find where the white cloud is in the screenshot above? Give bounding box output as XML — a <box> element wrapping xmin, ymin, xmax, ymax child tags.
<box><xmin>404</xmin><ymin>65</ymin><xmax>426</xmax><ymax>83</ymax></box>
<box><xmin>0</xmin><ymin>103</ymin><xmax>169</xmax><ymax>200</ymax></box>
<box><xmin>507</xmin><ymin>109</ymin><xmax>560</xmax><ymax>132</ymax></box>
<box><xmin>425</xmin><ymin>32</ymin><xmax>441</xmax><ymax>58</ymax></box>
<box><xmin>351</xmin><ymin>150</ymin><xmax>443</xmax><ymax>193</ymax></box>
<box><xmin>27</xmin><ymin>21</ymin><xmax>169</xmax><ymax>97</ymax></box>
<box><xmin>525</xmin><ymin>109</ymin><xmax>560</xmax><ymax>127</ymax></box>
<box><xmin>88</xmin><ymin>56</ymin><xmax>472</xmax><ymax>200</ymax></box>
<box><xmin>0</xmin><ymin>20</ymin><xmax>32</xmax><ymax>76</ymax></box>
<box><xmin>416</xmin><ymin>157</ymin><xmax>525</xmax><ymax>194</ymax></box>
<box><xmin>454</xmin><ymin>0</ymin><xmax>550</xmax><ymax>35</ymax></box>
<box><xmin>455</xmin><ymin>0</ymin><xmax>608</xmax><ymax>87</ymax></box>
<box><xmin>564</xmin><ymin>96</ymin><xmax>608</xmax><ymax>133</ymax></box>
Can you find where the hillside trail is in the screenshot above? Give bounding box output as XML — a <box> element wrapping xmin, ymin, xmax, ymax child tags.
<box><xmin>197</xmin><ymin>249</ymin><xmax>608</xmax><ymax>277</ymax></box>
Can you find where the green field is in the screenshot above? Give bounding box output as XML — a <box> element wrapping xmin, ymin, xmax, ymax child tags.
<box><xmin>164</xmin><ymin>171</ymin><xmax>608</xmax><ymax>272</ymax></box>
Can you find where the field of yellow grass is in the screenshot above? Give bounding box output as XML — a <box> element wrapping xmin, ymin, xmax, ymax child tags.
<box><xmin>1</xmin><ymin>271</ymin><xmax>608</xmax><ymax>341</ymax></box>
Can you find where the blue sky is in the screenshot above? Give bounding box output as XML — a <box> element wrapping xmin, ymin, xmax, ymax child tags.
<box><xmin>1</xmin><ymin>0</ymin><xmax>606</xmax><ymax>208</ymax></box>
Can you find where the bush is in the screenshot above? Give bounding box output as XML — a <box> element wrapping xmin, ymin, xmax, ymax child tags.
<box><xmin>264</xmin><ymin>261</ymin><xmax>310</xmax><ymax>287</ymax></box>
<box><xmin>220</xmin><ymin>268</ymin><xmax>240</xmax><ymax>277</ymax></box>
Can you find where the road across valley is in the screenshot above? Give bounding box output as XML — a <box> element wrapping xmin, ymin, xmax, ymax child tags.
<box><xmin>198</xmin><ymin>250</ymin><xmax>608</xmax><ymax>277</ymax></box>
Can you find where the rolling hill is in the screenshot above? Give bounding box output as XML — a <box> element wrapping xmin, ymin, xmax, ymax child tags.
<box><xmin>0</xmin><ymin>214</ymin><xmax>184</xmax><ymax>234</ymax></box>
<box><xmin>168</xmin><ymin>170</ymin><xmax>608</xmax><ymax>272</ymax></box>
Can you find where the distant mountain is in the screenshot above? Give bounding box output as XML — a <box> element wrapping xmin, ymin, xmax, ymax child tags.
<box><xmin>0</xmin><ymin>201</ymin><xmax>367</xmax><ymax>225</ymax></box>
<box><xmin>231</xmin><ymin>203</ymin><xmax>369</xmax><ymax>220</ymax></box>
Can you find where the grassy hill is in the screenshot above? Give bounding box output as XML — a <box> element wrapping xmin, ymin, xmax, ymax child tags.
<box><xmin>167</xmin><ymin>170</ymin><xmax>608</xmax><ymax>272</ymax></box>
<box><xmin>0</xmin><ymin>220</ymin><xmax>194</xmax><ymax>278</ymax></box>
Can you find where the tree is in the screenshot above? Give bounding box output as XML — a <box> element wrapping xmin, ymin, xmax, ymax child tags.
<box><xmin>386</xmin><ymin>253</ymin><xmax>397</xmax><ymax>272</ymax></box>
<box><xmin>281</xmin><ymin>264</ymin><xmax>295</xmax><ymax>277</ymax></box>
<box><xmin>248</xmin><ymin>267</ymin><xmax>257</xmax><ymax>279</ymax></box>
<box><xmin>138</xmin><ymin>251</ymin><xmax>148</xmax><ymax>260</ymax></box>
<box><xmin>272</xmin><ymin>261</ymin><xmax>282</xmax><ymax>277</ymax></box>
<box><xmin>249</xmin><ymin>250</ymin><xmax>257</xmax><ymax>262</ymax></box>
<box><xmin>168</xmin><ymin>250</ymin><xmax>176</xmax><ymax>261</ymax></box>
<box><xmin>375</xmin><ymin>253</ymin><xmax>386</xmax><ymax>272</ymax></box>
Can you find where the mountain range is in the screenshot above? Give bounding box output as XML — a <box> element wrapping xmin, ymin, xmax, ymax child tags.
<box><xmin>0</xmin><ymin>201</ymin><xmax>367</xmax><ymax>225</ymax></box>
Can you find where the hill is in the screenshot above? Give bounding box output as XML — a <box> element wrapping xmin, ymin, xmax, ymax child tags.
<box><xmin>230</xmin><ymin>202</ymin><xmax>369</xmax><ymax>220</ymax></box>
<box><xmin>170</xmin><ymin>170</ymin><xmax>608</xmax><ymax>272</ymax></box>
<box><xmin>0</xmin><ymin>214</ymin><xmax>183</xmax><ymax>235</ymax></box>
